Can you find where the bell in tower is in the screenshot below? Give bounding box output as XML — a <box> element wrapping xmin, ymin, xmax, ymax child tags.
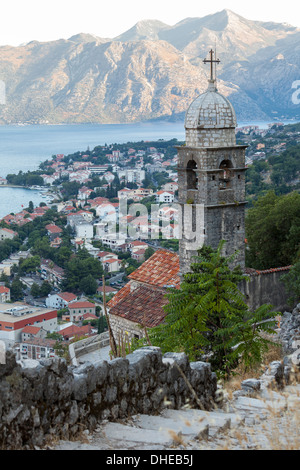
<box><xmin>177</xmin><ymin>50</ymin><xmax>247</xmax><ymax>276</ymax></box>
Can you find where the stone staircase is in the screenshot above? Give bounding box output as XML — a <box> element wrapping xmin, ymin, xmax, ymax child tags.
<box><xmin>52</xmin><ymin>383</ymin><xmax>300</xmax><ymax>451</ymax></box>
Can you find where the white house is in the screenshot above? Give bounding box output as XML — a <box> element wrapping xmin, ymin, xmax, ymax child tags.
<box><xmin>97</xmin><ymin>251</ymin><xmax>118</xmax><ymax>262</ymax></box>
<box><xmin>96</xmin><ymin>203</ymin><xmax>117</xmax><ymax>222</ymax></box>
<box><xmin>155</xmin><ymin>191</ymin><xmax>175</xmax><ymax>203</ymax></box>
<box><xmin>102</xmin><ymin>258</ymin><xmax>121</xmax><ymax>273</ymax></box>
<box><xmin>101</xmin><ymin>235</ymin><xmax>126</xmax><ymax>250</ymax></box>
<box><xmin>78</xmin><ymin>186</ymin><xmax>94</xmax><ymax>201</ymax></box>
<box><xmin>45</xmin><ymin>292</ymin><xmax>77</xmax><ymax>309</ymax></box>
<box><xmin>75</xmin><ymin>221</ymin><xmax>94</xmax><ymax>240</ymax></box>
<box><xmin>0</xmin><ymin>228</ymin><xmax>18</xmax><ymax>241</ymax></box>
<box><xmin>117</xmin><ymin>169</ymin><xmax>145</xmax><ymax>185</ymax></box>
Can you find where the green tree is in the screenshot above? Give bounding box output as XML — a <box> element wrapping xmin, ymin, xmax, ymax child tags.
<box><xmin>39</xmin><ymin>281</ymin><xmax>52</xmax><ymax>297</ymax></box>
<box><xmin>79</xmin><ymin>274</ymin><xmax>98</xmax><ymax>295</ymax></box>
<box><xmin>63</xmin><ymin>254</ymin><xmax>103</xmax><ymax>292</ymax></box>
<box><xmin>19</xmin><ymin>255</ymin><xmax>41</xmax><ymax>275</ymax></box>
<box><xmin>30</xmin><ymin>283</ymin><xmax>41</xmax><ymax>298</ymax></box>
<box><xmin>246</xmin><ymin>191</ymin><xmax>300</xmax><ymax>269</ymax></box>
<box><xmin>281</xmin><ymin>261</ymin><xmax>300</xmax><ymax>306</ymax></box>
<box><xmin>98</xmin><ymin>315</ymin><xmax>108</xmax><ymax>334</ymax></box>
<box><xmin>136</xmin><ymin>241</ymin><xmax>278</xmax><ymax>377</ymax></box>
<box><xmin>10</xmin><ymin>279</ymin><xmax>24</xmax><ymax>301</ymax></box>
<box><xmin>144</xmin><ymin>247</ymin><xmax>155</xmax><ymax>260</ymax></box>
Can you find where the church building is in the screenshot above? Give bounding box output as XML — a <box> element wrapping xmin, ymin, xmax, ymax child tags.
<box><xmin>178</xmin><ymin>49</ymin><xmax>247</xmax><ymax>275</ymax></box>
<box><xmin>107</xmin><ymin>51</ymin><xmax>289</xmax><ymax>343</ymax></box>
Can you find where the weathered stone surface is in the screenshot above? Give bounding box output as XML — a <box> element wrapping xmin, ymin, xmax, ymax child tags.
<box><xmin>0</xmin><ymin>347</ymin><xmax>217</xmax><ymax>450</ymax></box>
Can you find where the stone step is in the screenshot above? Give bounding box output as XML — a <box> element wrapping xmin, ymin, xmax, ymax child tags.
<box><xmin>51</xmin><ymin>383</ymin><xmax>300</xmax><ymax>451</ymax></box>
<box><xmin>232</xmin><ymin>396</ymin><xmax>287</xmax><ymax>415</ymax></box>
<box><xmin>99</xmin><ymin>421</ymin><xmax>178</xmax><ymax>446</ymax></box>
<box><xmin>161</xmin><ymin>408</ymin><xmax>244</xmax><ymax>437</ymax></box>
<box><xmin>131</xmin><ymin>413</ymin><xmax>209</xmax><ymax>441</ymax></box>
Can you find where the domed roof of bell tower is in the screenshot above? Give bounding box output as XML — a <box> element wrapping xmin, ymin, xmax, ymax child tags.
<box><xmin>184</xmin><ymin>50</ymin><xmax>237</xmax><ymax>148</ymax></box>
<box><xmin>184</xmin><ymin>79</ymin><xmax>237</xmax><ymax>130</ymax></box>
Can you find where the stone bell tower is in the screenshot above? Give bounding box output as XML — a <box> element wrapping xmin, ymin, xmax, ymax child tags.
<box><xmin>177</xmin><ymin>50</ymin><xmax>247</xmax><ymax>276</ymax></box>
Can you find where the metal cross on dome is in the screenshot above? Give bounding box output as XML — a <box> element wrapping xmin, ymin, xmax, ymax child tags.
<box><xmin>203</xmin><ymin>49</ymin><xmax>220</xmax><ymax>81</ymax></box>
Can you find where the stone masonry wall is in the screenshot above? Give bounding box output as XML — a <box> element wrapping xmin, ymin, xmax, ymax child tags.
<box><xmin>0</xmin><ymin>346</ymin><xmax>217</xmax><ymax>449</ymax></box>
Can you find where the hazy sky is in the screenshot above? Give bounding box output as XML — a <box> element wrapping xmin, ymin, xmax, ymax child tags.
<box><xmin>1</xmin><ymin>0</ymin><xmax>300</xmax><ymax>46</ymax></box>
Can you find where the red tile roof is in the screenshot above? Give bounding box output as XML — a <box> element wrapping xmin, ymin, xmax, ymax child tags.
<box><xmin>82</xmin><ymin>313</ymin><xmax>98</xmax><ymax>320</ymax></box>
<box><xmin>58</xmin><ymin>324</ymin><xmax>92</xmax><ymax>339</ymax></box>
<box><xmin>22</xmin><ymin>326</ymin><xmax>41</xmax><ymax>335</ymax></box>
<box><xmin>109</xmin><ymin>285</ymin><xmax>168</xmax><ymax>328</ymax></box>
<box><xmin>45</xmin><ymin>224</ymin><xmax>63</xmax><ymax>233</ymax></box>
<box><xmin>97</xmin><ymin>285</ymin><xmax>117</xmax><ymax>294</ymax></box>
<box><xmin>58</xmin><ymin>292</ymin><xmax>77</xmax><ymax>302</ymax></box>
<box><xmin>0</xmin><ymin>286</ymin><xmax>10</xmax><ymax>293</ymax></box>
<box><xmin>107</xmin><ymin>283</ymin><xmax>131</xmax><ymax>309</ymax></box>
<box><xmin>128</xmin><ymin>249</ymin><xmax>180</xmax><ymax>288</ymax></box>
<box><xmin>68</xmin><ymin>301</ymin><xmax>95</xmax><ymax>309</ymax></box>
<box><xmin>244</xmin><ymin>266</ymin><xmax>291</xmax><ymax>276</ymax></box>
<box><xmin>107</xmin><ymin>250</ymin><xmax>180</xmax><ymax>328</ymax></box>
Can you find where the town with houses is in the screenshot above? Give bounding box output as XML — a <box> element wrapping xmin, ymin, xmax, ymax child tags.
<box><xmin>0</xmin><ymin>138</ymin><xmax>181</xmax><ymax>361</ymax></box>
<box><xmin>0</xmin><ymin>121</ymin><xmax>299</xmax><ymax>363</ymax></box>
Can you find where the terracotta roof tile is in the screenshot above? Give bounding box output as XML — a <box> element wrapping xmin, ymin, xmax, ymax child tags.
<box><xmin>58</xmin><ymin>324</ymin><xmax>92</xmax><ymax>338</ymax></box>
<box><xmin>244</xmin><ymin>266</ymin><xmax>291</xmax><ymax>276</ymax></box>
<box><xmin>68</xmin><ymin>301</ymin><xmax>95</xmax><ymax>309</ymax></box>
<box><xmin>109</xmin><ymin>285</ymin><xmax>168</xmax><ymax>328</ymax></box>
<box><xmin>0</xmin><ymin>286</ymin><xmax>10</xmax><ymax>293</ymax></box>
<box><xmin>128</xmin><ymin>249</ymin><xmax>180</xmax><ymax>288</ymax></box>
<box><xmin>58</xmin><ymin>292</ymin><xmax>77</xmax><ymax>302</ymax></box>
<box><xmin>22</xmin><ymin>326</ymin><xmax>41</xmax><ymax>335</ymax></box>
<box><xmin>107</xmin><ymin>283</ymin><xmax>131</xmax><ymax>309</ymax></box>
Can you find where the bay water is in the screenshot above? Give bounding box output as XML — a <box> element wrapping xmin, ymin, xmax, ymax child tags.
<box><xmin>0</xmin><ymin>120</ymin><xmax>295</xmax><ymax>219</ymax></box>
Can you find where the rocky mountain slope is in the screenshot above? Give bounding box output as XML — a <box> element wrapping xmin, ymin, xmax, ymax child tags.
<box><xmin>0</xmin><ymin>9</ymin><xmax>299</xmax><ymax>124</ymax></box>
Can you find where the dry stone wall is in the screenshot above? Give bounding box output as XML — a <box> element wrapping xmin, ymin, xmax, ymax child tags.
<box><xmin>0</xmin><ymin>346</ymin><xmax>217</xmax><ymax>450</ymax></box>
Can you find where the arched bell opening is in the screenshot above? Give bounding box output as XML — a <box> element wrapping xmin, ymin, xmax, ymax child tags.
<box><xmin>219</xmin><ymin>159</ymin><xmax>233</xmax><ymax>190</ymax></box>
<box><xmin>186</xmin><ymin>160</ymin><xmax>198</xmax><ymax>190</ymax></box>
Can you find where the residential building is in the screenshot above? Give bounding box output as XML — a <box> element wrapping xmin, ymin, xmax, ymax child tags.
<box><xmin>118</xmin><ymin>188</ymin><xmax>135</xmax><ymax>200</ymax></box>
<box><xmin>45</xmin><ymin>224</ymin><xmax>63</xmax><ymax>240</ymax></box>
<box><xmin>96</xmin><ymin>203</ymin><xmax>117</xmax><ymax>222</ymax></box>
<box><xmin>74</xmin><ymin>220</ymin><xmax>94</xmax><ymax>240</ymax></box>
<box><xmin>0</xmin><ymin>227</ymin><xmax>18</xmax><ymax>240</ymax></box>
<box><xmin>117</xmin><ymin>169</ymin><xmax>145</xmax><ymax>185</ymax></box>
<box><xmin>45</xmin><ymin>292</ymin><xmax>77</xmax><ymax>309</ymax></box>
<box><xmin>87</xmin><ymin>165</ymin><xmax>109</xmax><ymax>175</ymax></box>
<box><xmin>102</xmin><ymin>258</ymin><xmax>121</xmax><ymax>273</ymax></box>
<box><xmin>20</xmin><ymin>338</ymin><xmax>56</xmax><ymax>360</ymax></box>
<box><xmin>101</xmin><ymin>235</ymin><xmax>126</xmax><ymax>250</ymax></box>
<box><xmin>58</xmin><ymin>324</ymin><xmax>93</xmax><ymax>341</ymax></box>
<box><xmin>78</xmin><ymin>186</ymin><xmax>94</xmax><ymax>201</ymax></box>
<box><xmin>162</xmin><ymin>182</ymin><xmax>178</xmax><ymax>193</ymax></box>
<box><xmin>50</xmin><ymin>237</ymin><xmax>62</xmax><ymax>248</ymax></box>
<box><xmin>0</xmin><ymin>302</ymin><xmax>58</xmax><ymax>347</ymax></box>
<box><xmin>131</xmin><ymin>249</ymin><xmax>146</xmax><ymax>262</ymax></box>
<box><xmin>155</xmin><ymin>191</ymin><xmax>175</xmax><ymax>203</ymax></box>
<box><xmin>68</xmin><ymin>301</ymin><xmax>96</xmax><ymax>322</ymax></box>
<box><xmin>97</xmin><ymin>285</ymin><xmax>118</xmax><ymax>296</ymax></box>
<box><xmin>0</xmin><ymin>285</ymin><xmax>10</xmax><ymax>302</ymax></box>
<box><xmin>97</xmin><ymin>251</ymin><xmax>117</xmax><ymax>262</ymax></box>
<box><xmin>127</xmin><ymin>240</ymin><xmax>149</xmax><ymax>253</ymax></box>
<box><xmin>21</xmin><ymin>325</ymin><xmax>47</xmax><ymax>342</ymax></box>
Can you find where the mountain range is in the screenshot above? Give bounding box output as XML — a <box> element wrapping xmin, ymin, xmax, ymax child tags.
<box><xmin>0</xmin><ymin>9</ymin><xmax>299</xmax><ymax>125</ymax></box>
